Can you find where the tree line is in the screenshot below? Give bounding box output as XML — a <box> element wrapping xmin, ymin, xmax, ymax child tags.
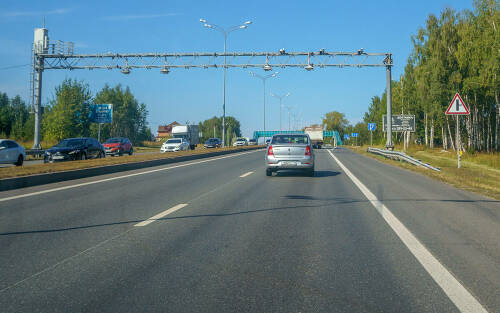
<box><xmin>0</xmin><ymin>79</ymin><xmax>152</xmax><ymax>146</ymax></box>
<box><xmin>362</xmin><ymin>0</ymin><xmax>499</xmax><ymax>151</ymax></box>
<box><xmin>321</xmin><ymin>1</ymin><xmax>498</xmax><ymax>151</ymax></box>
<box><xmin>198</xmin><ymin>116</ymin><xmax>242</xmax><ymax>144</ymax></box>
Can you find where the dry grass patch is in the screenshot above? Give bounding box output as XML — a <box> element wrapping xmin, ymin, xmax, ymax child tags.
<box><xmin>347</xmin><ymin>145</ymin><xmax>500</xmax><ymax>200</ymax></box>
<box><xmin>0</xmin><ymin>146</ymin><xmax>263</xmax><ymax>180</ymax></box>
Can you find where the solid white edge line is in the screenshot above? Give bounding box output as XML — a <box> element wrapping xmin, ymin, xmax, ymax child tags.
<box><xmin>327</xmin><ymin>150</ymin><xmax>488</xmax><ymax>313</ymax></box>
<box><xmin>239</xmin><ymin>171</ymin><xmax>254</xmax><ymax>178</ymax></box>
<box><xmin>0</xmin><ymin>149</ymin><xmax>261</xmax><ymax>203</ymax></box>
<box><xmin>134</xmin><ymin>203</ymin><xmax>188</xmax><ymax>227</ymax></box>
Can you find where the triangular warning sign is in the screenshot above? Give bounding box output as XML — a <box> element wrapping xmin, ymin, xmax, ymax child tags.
<box><xmin>446</xmin><ymin>93</ymin><xmax>470</xmax><ymax>115</ymax></box>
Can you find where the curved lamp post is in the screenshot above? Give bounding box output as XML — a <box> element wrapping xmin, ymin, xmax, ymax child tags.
<box><xmin>200</xmin><ymin>18</ymin><xmax>251</xmax><ymax>147</ymax></box>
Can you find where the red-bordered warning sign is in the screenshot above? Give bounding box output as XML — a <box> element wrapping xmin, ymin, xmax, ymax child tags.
<box><xmin>446</xmin><ymin>93</ymin><xmax>470</xmax><ymax>115</ymax></box>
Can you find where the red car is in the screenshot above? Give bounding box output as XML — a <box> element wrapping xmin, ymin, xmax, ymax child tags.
<box><xmin>102</xmin><ymin>137</ymin><xmax>133</xmax><ymax>156</ymax></box>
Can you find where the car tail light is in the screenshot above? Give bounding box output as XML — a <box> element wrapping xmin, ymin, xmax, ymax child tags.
<box><xmin>267</xmin><ymin>145</ymin><xmax>274</xmax><ymax>156</ymax></box>
<box><xmin>305</xmin><ymin>145</ymin><xmax>311</xmax><ymax>156</ymax></box>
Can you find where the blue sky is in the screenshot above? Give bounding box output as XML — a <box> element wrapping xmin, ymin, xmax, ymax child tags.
<box><xmin>0</xmin><ymin>0</ymin><xmax>474</xmax><ymax>137</ymax></box>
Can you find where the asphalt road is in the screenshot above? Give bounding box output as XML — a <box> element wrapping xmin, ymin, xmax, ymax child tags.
<box><xmin>1</xmin><ymin>148</ymin><xmax>499</xmax><ymax>312</ymax></box>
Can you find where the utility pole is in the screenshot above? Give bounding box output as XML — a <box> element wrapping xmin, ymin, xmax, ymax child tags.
<box><xmin>250</xmin><ymin>71</ymin><xmax>278</xmax><ymax>141</ymax></box>
<box><xmin>270</xmin><ymin>92</ymin><xmax>290</xmax><ymax>133</ymax></box>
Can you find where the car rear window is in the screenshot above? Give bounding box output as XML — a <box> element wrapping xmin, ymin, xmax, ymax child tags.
<box><xmin>271</xmin><ymin>135</ymin><xmax>308</xmax><ymax>145</ymax></box>
<box><xmin>56</xmin><ymin>139</ymin><xmax>85</xmax><ymax>147</ymax></box>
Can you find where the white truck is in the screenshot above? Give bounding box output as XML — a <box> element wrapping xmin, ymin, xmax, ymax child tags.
<box><xmin>172</xmin><ymin>125</ymin><xmax>199</xmax><ymax>150</ymax></box>
<box><xmin>304</xmin><ymin>126</ymin><xmax>324</xmax><ymax>149</ymax></box>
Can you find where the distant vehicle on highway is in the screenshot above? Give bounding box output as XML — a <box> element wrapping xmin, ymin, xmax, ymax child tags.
<box><xmin>102</xmin><ymin>137</ymin><xmax>133</xmax><ymax>156</ymax></box>
<box><xmin>0</xmin><ymin>139</ymin><xmax>25</xmax><ymax>166</ymax></box>
<box><xmin>204</xmin><ymin>138</ymin><xmax>222</xmax><ymax>148</ymax></box>
<box><xmin>248</xmin><ymin>138</ymin><xmax>257</xmax><ymax>145</ymax></box>
<box><xmin>44</xmin><ymin>137</ymin><xmax>105</xmax><ymax>163</ymax></box>
<box><xmin>233</xmin><ymin>138</ymin><xmax>248</xmax><ymax>147</ymax></box>
<box><xmin>304</xmin><ymin>126</ymin><xmax>324</xmax><ymax>149</ymax></box>
<box><xmin>172</xmin><ymin>125</ymin><xmax>199</xmax><ymax>150</ymax></box>
<box><xmin>161</xmin><ymin>138</ymin><xmax>190</xmax><ymax>152</ymax></box>
<box><xmin>265</xmin><ymin>134</ymin><xmax>314</xmax><ymax>177</ymax></box>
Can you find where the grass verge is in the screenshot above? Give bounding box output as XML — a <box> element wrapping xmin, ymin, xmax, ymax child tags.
<box><xmin>0</xmin><ymin>146</ymin><xmax>264</xmax><ymax>180</ymax></box>
<box><xmin>346</xmin><ymin>145</ymin><xmax>500</xmax><ymax>200</ymax></box>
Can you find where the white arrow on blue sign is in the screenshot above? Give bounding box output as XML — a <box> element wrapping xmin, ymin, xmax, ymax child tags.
<box><xmin>368</xmin><ymin>123</ymin><xmax>376</xmax><ymax>131</ymax></box>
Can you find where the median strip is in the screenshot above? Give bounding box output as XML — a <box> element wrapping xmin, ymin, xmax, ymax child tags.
<box><xmin>135</xmin><ymin>204</ymin><xmax>188</xmax><ymax>227</ymax></box>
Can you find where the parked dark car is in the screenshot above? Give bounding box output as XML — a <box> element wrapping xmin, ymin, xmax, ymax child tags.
<box><xmin>204</xmin><ymin>138</ymin><xmax>222</xmax><ymax>148</ymax></box>
<box><xmin>102</xmin><ymin>137</ymin><xmax>133</xmax><ymax>156</ymax></box>
<box><xmin>44</xmin><ymin>137</ymin><xmax>105</xmax><ymax>163</ymax></box>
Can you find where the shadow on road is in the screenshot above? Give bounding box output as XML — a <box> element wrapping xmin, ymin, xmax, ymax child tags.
<box><xmin>274</xmin><ymin>170</ymin><xmax>340</xmax><ymax>177</ymax></box>
<box><xmin>1</xmin><ymin>196</ymin><xmax>498</xmax><ymax>237</ymax></box>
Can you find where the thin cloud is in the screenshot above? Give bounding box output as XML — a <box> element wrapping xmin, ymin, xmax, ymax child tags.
<box><xmin>2</xmin><ymin>8</ymin><xmax>72</xmax><ymax>17</ymax></box>
<box><xmin>102</xmin><ymin>13</ymin><xmax>180</xmax><ymax>21</ymax></box>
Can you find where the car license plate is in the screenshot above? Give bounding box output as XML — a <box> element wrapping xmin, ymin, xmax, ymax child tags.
<box><xmin>282</xmin><ymin>161</ymin><xmax>297</xmax><ymax>166</ymax></box>
<box><xmin>52</xmin><ymin>155</ymin><xmax>64</xmax><ymax>160</ymax></box>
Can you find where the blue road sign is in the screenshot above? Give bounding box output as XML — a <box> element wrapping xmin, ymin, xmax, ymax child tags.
<box><xmin>368</xmin><ymin>123</ymin><xmax>376</xmax><ymax>131</ymax></box>
<box><xmin>344</xmin><ymin>134</ymin><xmax>350</xmax><ymax>140</ymax></box>
<box><xmin>351</xmin><ymin>133</ymin><xmax>359</xmax><ymax>138</ymax></box>
<box><xmin>90</xmin><ymin>104</ymin><xmax>113</xmax><ymax>123</ymax></box>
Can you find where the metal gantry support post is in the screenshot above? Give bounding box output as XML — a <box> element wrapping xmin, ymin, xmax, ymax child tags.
<box><xmin>385</xmin><ymin>54</ymin><xmax>394</xmax><ymax>150</ymax></box>
<box><xmin>33</xmin><ymin>55</ymin><xmax>43</xmax><ymax>150</ymax></box>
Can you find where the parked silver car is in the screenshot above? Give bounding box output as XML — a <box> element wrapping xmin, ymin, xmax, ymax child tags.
<box><xmin>0</xmin><ymin>139</ymin><xmax>26</xmax><ymax>166</ymax></box>
<box><xmin>265</xmin><ymin>134</ymin><xmax>314</xmax><ymax>176</ymax></box>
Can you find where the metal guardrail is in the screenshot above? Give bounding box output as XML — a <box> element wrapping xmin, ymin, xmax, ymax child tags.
<box><xmin>26</xmin><ymin>149</ymin><xmax>45</xmax><ymax>156</ymax></box>
<box><xmin>367</xmin><ymin>147</ymin><xmax>441</xmax><ymax>172</ymax></box>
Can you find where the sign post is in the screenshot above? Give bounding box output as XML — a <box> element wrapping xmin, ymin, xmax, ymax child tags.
<box><xmin>90</xmin><ymin>104</ymin><xmax>113</xmax><ymax>142</ymax></box>
<box><xmin>368</xmin><ymin>123</ymin><xmax>376</xmax><ymax>146</ymax></box>
<box><xmin>351</xmin><ymin>133</ymin><xmax>359</xmax><ymax>146</ymax></box>
<box><xmin>445</xmin><ymin>93</ymin><xmax>469</xmax><ymax>168</ymax></box>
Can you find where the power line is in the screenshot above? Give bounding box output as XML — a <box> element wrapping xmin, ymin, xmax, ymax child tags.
<box><xmin>0</xmin><ymin>64</ymin><xmax>30</xmax><ymax>70</ymax></box>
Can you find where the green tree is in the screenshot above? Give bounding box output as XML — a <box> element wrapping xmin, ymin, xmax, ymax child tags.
<box><xmin>43</xmin><ymin>79</ymin><xmax>93</xmax><ymax>141</ymax></box>
<box><xmin>198</xmin><ymin>116</ymin><xmax>241</xmax><ymax>144</ymax></box>
<box><xmin>92</xmin><ymin>84</ymin><xmax>151</xmax><ymax>143</ymax></box>
<box><xmin>322</xmin><ymin>111</ymin><xmax>349</xmax><ymax>138</ymax></box>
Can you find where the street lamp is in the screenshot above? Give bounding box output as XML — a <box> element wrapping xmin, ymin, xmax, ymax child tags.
<box><xmin>285</xmin><ymin>104</ymin><xmax>294</xmax><ymax>131</ymax></box>
<box><xmin>249</xmin><ymin>71</ymin><xmax>278</xmax><ymax>141</ymax></box>
<box><xmin>270</xmin><ymin>92</ymin><xmax>290</xmax><ymax>133</ymax></box>
<box><xmin>200</xmin><ymin>18</ymin><xmax>251</xmax><ymax>147</ymax></box>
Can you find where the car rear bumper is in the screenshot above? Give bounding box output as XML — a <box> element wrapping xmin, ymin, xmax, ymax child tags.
<box><xmin>266</xmin><ymin>158</ymin><xmax>314</xmax><ymax>170</ymax></box>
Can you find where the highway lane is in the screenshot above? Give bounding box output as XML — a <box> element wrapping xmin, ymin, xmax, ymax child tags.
<box><xmin>0</xmin><ymin>148</ymin><xmax>499</xmax><ymax>312</ymax></box>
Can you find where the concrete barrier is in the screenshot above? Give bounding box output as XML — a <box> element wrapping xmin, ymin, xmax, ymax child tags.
<box><xmin>0</xmin><ymin>147</ymin><xmax>263</xmax><ymax>192</ymax></box>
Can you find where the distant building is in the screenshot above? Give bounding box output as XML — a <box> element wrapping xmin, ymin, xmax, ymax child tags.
<box><xmin>156</xmin><ymin>121</ymin><xmax>180</xmax><ymax>141</ymax></box>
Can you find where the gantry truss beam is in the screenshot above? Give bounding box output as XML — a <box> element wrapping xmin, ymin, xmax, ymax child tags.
<box><xmin>37</xmin><ymin>50</ymin><xmax>393</xmax><ymax>71</ymax></box>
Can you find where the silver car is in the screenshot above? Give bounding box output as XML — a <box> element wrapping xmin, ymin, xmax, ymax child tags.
<box><xmin>265</xmin><ymin>134</ymin><xmax>314</xmax><ymax>176</ymax></box>
<box><xmin>0</xmin><ymin>139</ymin><xmax>26</xmax><ymax>166</ymax></box>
